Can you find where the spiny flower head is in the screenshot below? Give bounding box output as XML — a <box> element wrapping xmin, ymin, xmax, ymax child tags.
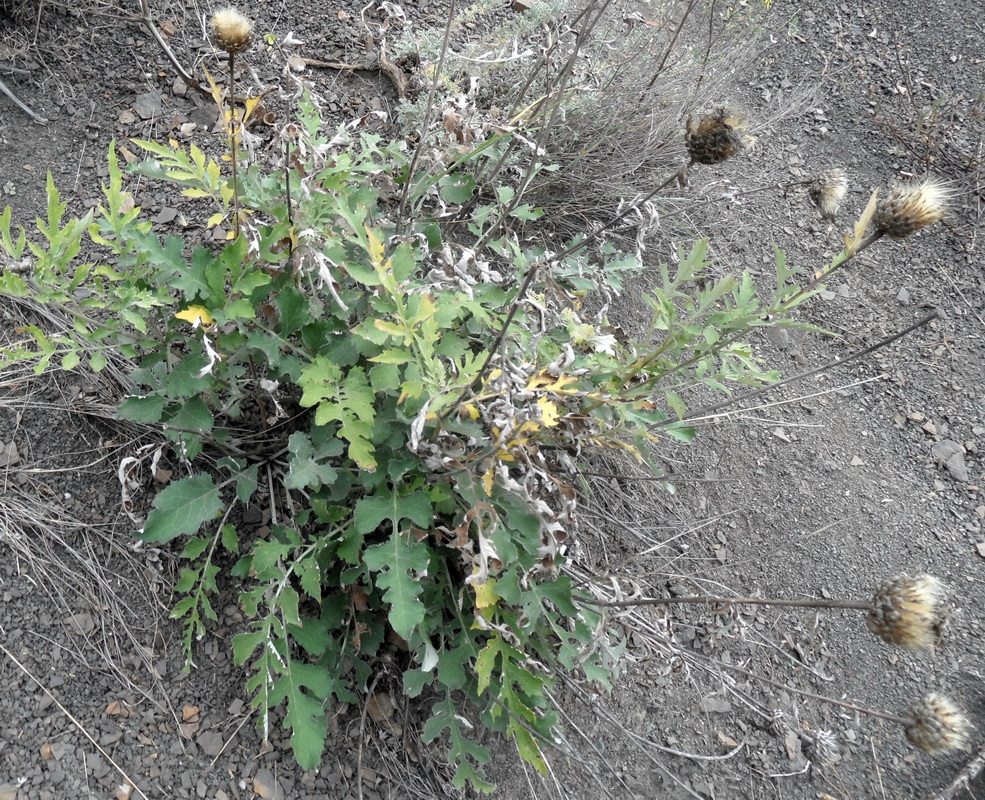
<box><xmin>685</xmin><ymin>109</ymin><xmax>745</xmax><ymax>165</ymax></box>
<box><xmin>904</xmin><ymin>693</ymin><xmax>970</xmax><ymax>754</ymax></box>
<box><xmin>874</xmin><ymin>178</ymin><xmax>952</xmax><ymax>239</ymax></box>
<box><xmin>809</xmin><ymin>168</ymin><xmax>848</xmax><ymax>219</ymax></box>
<box><xmin>211</xmin><ymin>6</ymin><xmax>253</xmax><ymax>55</ymax></box>
<box><xmin>866</xmin><ymin>574</ymin><xmax>947</xmax><ymax>650</ymax></box>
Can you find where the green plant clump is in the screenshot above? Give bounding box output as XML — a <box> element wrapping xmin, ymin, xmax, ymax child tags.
<box><xmin>0</xmin><ymin>86</ymin><xmax>815</xmax><ymax>789</ymax></box>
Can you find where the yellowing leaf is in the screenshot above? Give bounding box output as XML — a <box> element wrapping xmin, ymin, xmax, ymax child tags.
<box><xmin>481</xmin><ymin>464</ymin><xmax>494</xmax><ymax>496</ymax></box>
<box><xmin>525</xmin><ymin>370</ymin><xmax>580</xmax><ymax>394</ymax></box>
<box><xmin>537</xmin><ymin>397</ymin><xmax>560</xmax><ymax>427</ymax></box>
<box><xmin>482</xmin><ymin>368</ymin><xmax>503</xmax><ymax>387</ymax></box>
<box><xmin>473</xmin><ymin>576</ymin><xmax>499</xmax><ymax>610</ymax></box>
<box><xmin>242</xmin><ymin>95</ymin><xmax>266</xmax><ymax>126</ymax></box>
<box><xmin>374</xmin><ymin>319</ymin><xmax>408</xmax><ymax>339</ymax></box>
<box><xmin>367</xmin><ymin>227</ymin><xmax>386</xmax><ymax>269</ymax></box>
<box><xmin>412</xmin><ymin>293</ymin><xmax>437</xmax><ymax>326</ymax></box>
<box><xmin>202</xmin><ymin>64</ymin><xmax>224</xmax><ymax>107</ymax></box>
<box><xmin>175</xmin><ymin>306</ymin><xmax>214</xmax><ymax>328</ymax></box>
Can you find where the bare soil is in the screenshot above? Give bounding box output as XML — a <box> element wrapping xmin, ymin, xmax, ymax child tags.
<box><xmin>1</xmin><ymin>2</ymin><xmax>983</xmax><ymax>799</ymax></box>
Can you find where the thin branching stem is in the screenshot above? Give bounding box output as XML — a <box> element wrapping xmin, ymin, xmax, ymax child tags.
<box><xmin>662</xmin><ymin>308</ymin><xmax>939</xmax><ymax>427</ymax></box>
<box><xmin>451</xmin><ymin>162</ymin><xmax>688</xmax><ymax>417</ymax></box>
<box><xmin>395</xmin><ymin>0</ymin><xmax>457</xmax><ymax>233</ymax></box>
<box><xmin>227</xmin><ymin>51</ymin><xmax>241</xmax><ymax>239</ymax></box>
<box><xmin>626</xmin><ymin>229</ymin><xmax>886</xmax><ymax>390</ymax></box>
<box><xmin>690</xmin><ymin>653</ymin><xmax>908</xmax><ymax>725</ymax></box>
<box><xmin>0</xmin><ymin>75</ymin><xmax>47</xmax><ymax>123</ymax></box>
<box><xmin>474</xmin><ymin>0</ymin><xmax>615</xmax><ymax>252</ymax></box>
<box><xmin>138</xmin><ymin>0</ymin><xmax>211</xmax><ymax>98</ymax></box>
<box><xmin>645</xmin><ymin>0</ymin><xmax>701</xmax><ymax>90</ymax></box>
<box><xmin>586</xmin><ymin>594</ymin><xmax>872</xmax><ymax>610</ymax></box>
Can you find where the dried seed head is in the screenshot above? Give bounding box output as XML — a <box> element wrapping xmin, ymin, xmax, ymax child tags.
<box><xmin>767</xmin><ymin>707</ymin><xmax>790</xmax><ymax>738</ymax></box>
<box><xmin>904</xmin><ymin>693</ymin><xmax>970</xmax><ymax>754</ymax></box>
<box><xmin>808</xmin><ymin>729</ymin><xmax>839</xmax><ymax>767</ymax></box>
<box><xmin>866</xmin><ymin>574</ymin><xmax>947</xmax><ymax>650</ymax></box>
<box><xmin>874</xmin><ymin>178</ymin><xmax>952</xmax><ymax>239</ymax></box>
<box><xmin>685</xmin><ymin>109</ymin><xmax>744</xmax><ymax>165</ymax></box>
<box><xmin>211</xmin><ymin>7</ymin><xmax>253</xmax><ymax>55</ymax></box>
<box><xmin>809</xmin><ymin>169</ymin><xmax>849</xmax><ymax>219</ymax></box>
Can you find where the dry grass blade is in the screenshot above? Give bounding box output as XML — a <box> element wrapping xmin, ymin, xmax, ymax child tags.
<box><xmin>0</xmin><ymin>483</ymin><xmax>172</xmax><ymax>706</ymax></box>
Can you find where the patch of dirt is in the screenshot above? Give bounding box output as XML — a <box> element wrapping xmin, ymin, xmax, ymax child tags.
<box><xmin>1</xmin><ymin>2</ymin><xmax>983</xmax><ymax>800</ymax></box>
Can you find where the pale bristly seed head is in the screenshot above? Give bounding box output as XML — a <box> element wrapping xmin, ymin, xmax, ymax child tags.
<box><xmin>808</xmin><ymin>729</ymin><xmax>839</xmax><ymax>767</ymax></box>
<box><xmin>874</xmin><ymin>178</ymin><xmax>951</xmax><ymax>239</ymax></box>
<box><xmin>809</xmin><ymin>168</ymin><xmax>848</xmax><ymax>219</ymax></box>
<box><xmin>904</xmin><ymin>693</ymin><xmax>970</xmax><ymax>755</ymax></box>
<box><xmin>211</xmin><ymin>7</ymin><xmax>254</xmax><ymax>55</ymax></box>
<box><xmin>866</xmin><ymin>574</ymin><xmax>947</xmax><ymax>650</ymax></box>
<box><xmin>766</xmin><ymin>707</ymin><xmax>790</xmax><ymax>738</ymax></box>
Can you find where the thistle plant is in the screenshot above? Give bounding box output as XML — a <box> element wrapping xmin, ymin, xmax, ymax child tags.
<box><xmin>904</xmin><ymin>694</ymin><xmax>972</xmax><ymax>755</ymax></box>
<box><xmin>807</xmin><ymin>729</ymin><xmax>840</xmax><ymax>767</ymax></box>
<box><xmin>866</xmin><ymin>574</ymin><xmax>948</xmax><ymax>650</ymax></box>
<box><xmin>698</xmin><ymin>656</ymin><xmax>970</xmax><ymax>756</ymax></box>
<box><xmin>0</xmin><ymin>2</ymin><xmax>968</xmax><ymax>790</ymax></box>
<box><xmin>684</xmin><ymin>108</ymin><xmax>747</xmax><ymax>165</ymax></box>
<box><xmin>809</xmin><ymin>168</ymin><xmax>849</xmax><ymax>219</ymax></box>
<box><xmin>874</xmin><ymin>178</ymin><xmax>953</xmax><ymax>239</ymax></box>
<box><xmin>590</xmin><ymin>573</ymin><xmax>949</xmax><ymax>651</ymax></box>
<box><xmin>210</xmin><ymin>6</ymin><xmax>253</xmax><ymax>238</ymax></box>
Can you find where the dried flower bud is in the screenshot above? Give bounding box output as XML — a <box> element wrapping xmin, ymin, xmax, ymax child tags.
<box><xmin>211</xmin><ymin>7</ymin><xmax>253</xmax><ymax>55</ymax></box>
<box><xmin>808</xmin><ymin>729</ymin><xmax>839</xmax><ymax>767</ymax></box>
<box><xmin>874</xmin><ymin>178</ymin><xmax>951</xmax><ymax>239</ymax></box>
<box><xmin>866</xmin><ymin>574</ymin><xmax>947</xmax><ymax>650</ymax></box>
<box><xmin>685</xmin><ymin>109</ymin><xmax>744</xmax><ymax>165</ymax></box>
<box><xmin>904</xmin><ymin>693</ymin><xmax>970</xmax><ymax>754</ymax></box>
<box><xmin>809</xmin><ymin>169</ymin><xmax>848</xmax><ymax>219</ymax></box>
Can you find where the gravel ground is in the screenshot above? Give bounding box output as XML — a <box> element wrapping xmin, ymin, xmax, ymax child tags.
<box><xmin>1</xmin><ymin>1</ymin><xmax>983</xmax><ymax>799</ymax></box>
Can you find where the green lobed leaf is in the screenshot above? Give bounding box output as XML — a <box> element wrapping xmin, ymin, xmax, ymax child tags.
<box><xmin>362</xmin><ymin>529</ymin><xmax>431</xmax><ymax>640</ymax></box>
<box><xmin>438</xmin><ymin>174</ymin><xmax>475</xmax><ymax>205</ymax></box>
<box><xmin>167</xmin><ymin>395</ymin><xmax>214</xmax><ymax>432</ymax></box>
<box><xmin>180</xmin><ymin>535</ymin><xmax>210</xmax><ymax>560</ymax></box>
<box><xmin>353</xmin><ymin>487</ymin><xmax>432</xmax><ymax>535</ymax></box>
<box><xmin>274</xmin><ymin>286</ymin><xmax>312</xmax><ymax>336</ymax></box>
<box><xmin>233</xmin><ymin>627</ymin><xmax>268</xmax><ymax>665</ymax></box>
<box><xmin>422</xmin><ymin>694</ymin><xmax>494</xmax><ymax>792</ymax></box>
<box><xmin>172</xmin><ymin>246</ymin><xmax>213</xmax><ymax>300</ymax></box>
<box><xmin>173</xmin><ymin>566</ymin><xmax>200</xmax><ymax>593</ymax></box>
<box><xmin>117</xmin><ymin>395</ymin><xmax>167</xmax><ymax>423</ymax></box>
<box><xmin>270</xmin><ymin>662</ymin><xmax>334</xmax><ymax>769</ymax></box>
<box><xmin>299</xmin><ymin>361</ymin><xmax>378</xmax><ymax>471</ymax></box>
<box><xmin>138</xmin><ymin>474</ymin><xmax>223</xmax><ymax>543</ymax></box>
<box><xmin>217</xmin><ymin>457</ymin><xmax>259</xmax><ymax>504</ymax></box>
<box><xmin>285</xmin><ymin>431</ymin><xmax>339</xmax><ymax>490</ymax></box>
